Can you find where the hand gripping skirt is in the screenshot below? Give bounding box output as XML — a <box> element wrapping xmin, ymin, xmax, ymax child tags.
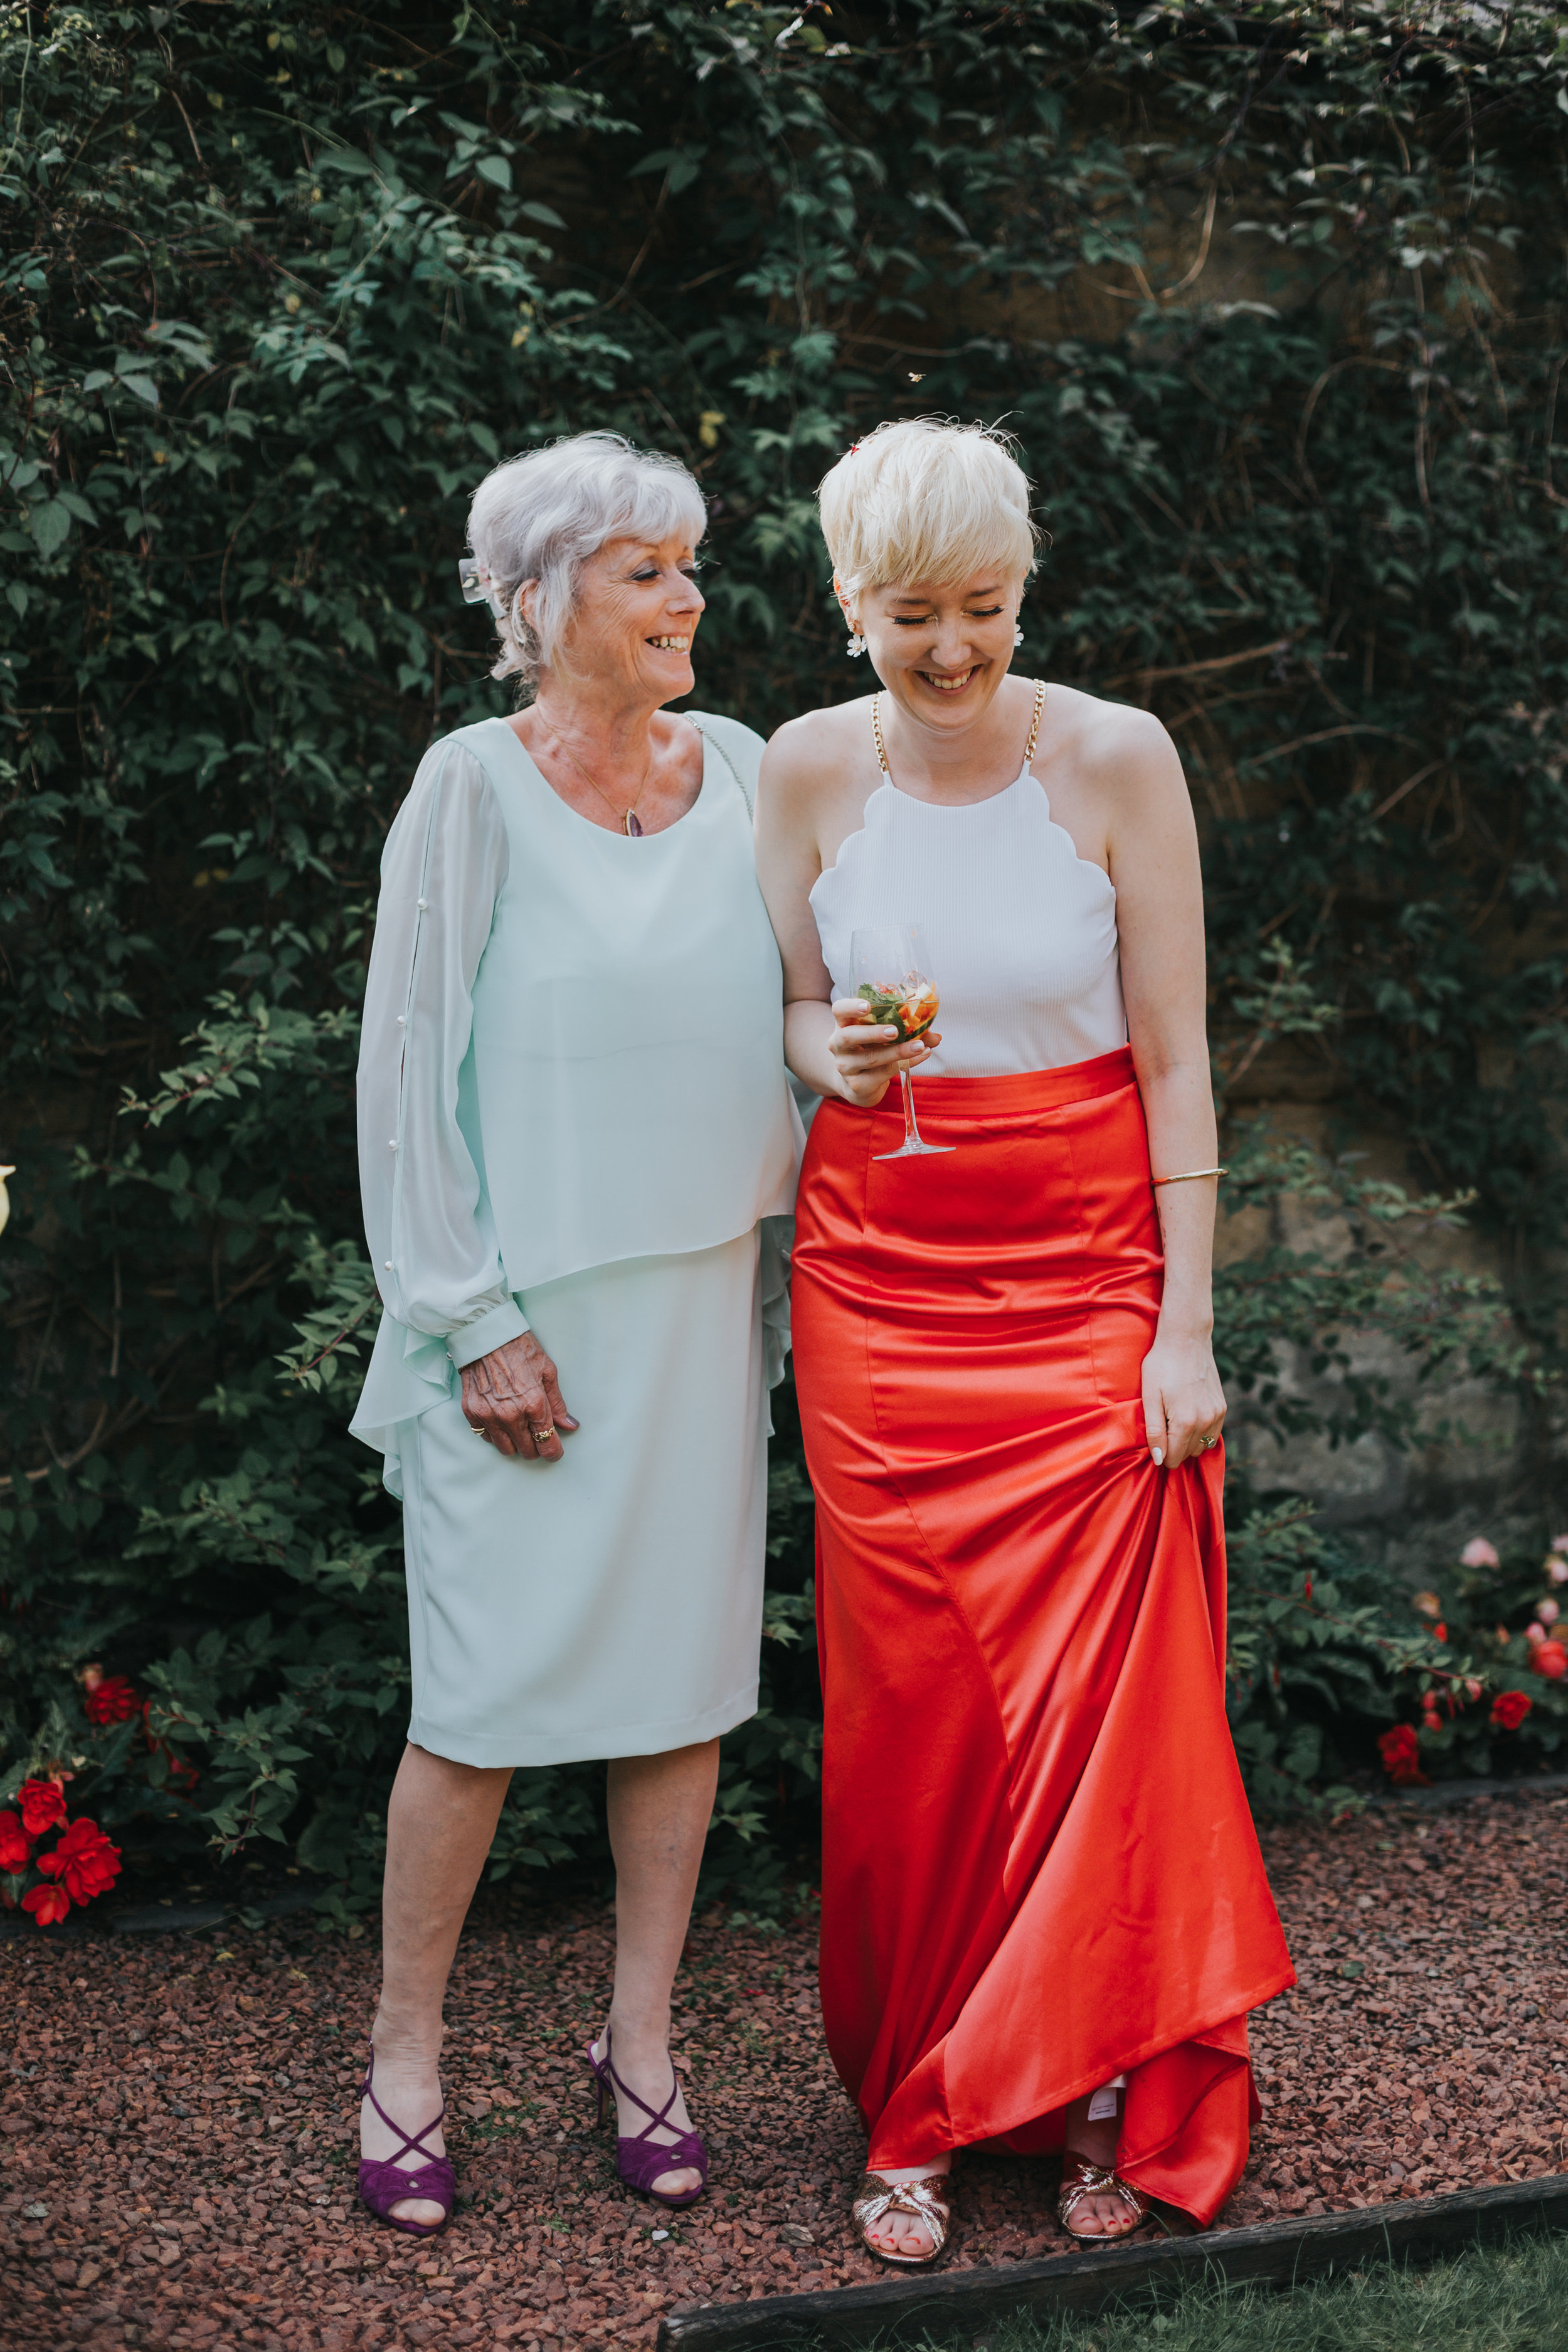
<box><xmin>790</xmin><ymin>1047</ymin><xmax>1294</xmax><ymax>2227</ymax></box>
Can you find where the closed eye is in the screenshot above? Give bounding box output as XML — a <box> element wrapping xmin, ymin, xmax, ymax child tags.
<box><xmin>893</xmin><ymin>606</ymin><xmax>1004</xmax><ymax>625</ymax></box>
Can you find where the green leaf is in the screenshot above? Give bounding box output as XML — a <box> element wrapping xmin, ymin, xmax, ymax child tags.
<box><xmin>28</xmin><ymin>499</ymin><xmax>72</xmax><ymax>556</ymax></box>
<box><xmin>474</xmin><ymin>154</ymin><xmax>512</xmax><ymax>191</ymax></box>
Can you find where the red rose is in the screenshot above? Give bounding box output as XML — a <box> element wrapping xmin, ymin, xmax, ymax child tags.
<box><xmin>35</xmin><ymin>1817</ymin><xmax>121</xmax><ymax>1905</ymax></box>
<box><xmin>1377</xmin><ymin>1724</ymin><xmax>1422</xmax><ymax>1779</ymax></box>
<box><xmin>1491</xmin><ymin>1690</ymin><xmax>1532</xmax><ymax>1731</ymax></box>
<box><xmin>1533</xmin><ymin>1640</ymin><xmax>1568</xmax><ymax>1680</ymax></box>
<box><xmin>83</xmin><ymin>1675</ymin><xmax>142</xmax><ymax>1728</ymax></box>
<box><xmin>21</xmin><ymin>1882</ymin><xmax>70</xmax><ymax>1926</ymax></box>
<box><xmin>0</xmin><ymin>1812</ymin><xmax>32</xmax><ymax>1873</ymax></box>
<box><xmin>18</xmin><ymin>1779</ymin><xmax>67</xmax><ymax>1838</ymax></box>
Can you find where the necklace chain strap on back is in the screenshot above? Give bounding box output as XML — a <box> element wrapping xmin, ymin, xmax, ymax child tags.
<box><xmin>538</xmin><ymin>718</ymin><xmax>654</xmax><ymax>837</ymax></box>
<box><xmin>872</xmin><ymin>680</ymin><xmax>1046</xmax><ymax>784</ymax></box>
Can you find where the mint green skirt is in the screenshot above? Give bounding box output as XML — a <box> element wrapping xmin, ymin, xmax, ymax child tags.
<box><xmin>396</xmin><ymin>1229</ymin><xmax>767</xmax><ymax>1767</ymax></box>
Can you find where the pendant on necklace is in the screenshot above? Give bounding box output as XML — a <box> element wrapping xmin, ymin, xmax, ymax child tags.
<box><xmin>625</xmin><ymin>810</ymin><xmax>644</xmax><ymax>838</ymax></box>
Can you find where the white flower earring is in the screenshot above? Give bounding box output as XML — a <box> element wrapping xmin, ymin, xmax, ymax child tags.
<box><xmin>847</xmin><ymin>628</ymin><xmax>867</xmax><ymax>658</ymax></box>
<box><xmin>1014</xmin><ymin>622</ymin><xmax>1025</xmax><ymax>648</ymax></box>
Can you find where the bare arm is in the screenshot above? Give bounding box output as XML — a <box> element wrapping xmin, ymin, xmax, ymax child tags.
<box><xmin>755</xmin><ymin>716</ymin><xmax>940</xmax><ymax>1104</ymax></box>
<box><xmin>1103</xmin><ymin>710</ymin><xmax>1226</xmax><ymax>1471</ymax></box>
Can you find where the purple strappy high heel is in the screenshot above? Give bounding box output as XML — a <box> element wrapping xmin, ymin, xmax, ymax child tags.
<box><xmin>586</xmin><ymin>2032</ymin><xmax>708</xmax><ymax>2208</ymax></box>
<box><xmin>357</xmin><ymin>2050</ymin><xmax>456</xmax><ymax>2236</ymax></box>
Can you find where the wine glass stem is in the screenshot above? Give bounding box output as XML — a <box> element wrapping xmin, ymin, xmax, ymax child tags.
<box><xmin>899</xmin><ymin>1067</ymin><xmax>921</xmax><ymax>1150</ymax></box>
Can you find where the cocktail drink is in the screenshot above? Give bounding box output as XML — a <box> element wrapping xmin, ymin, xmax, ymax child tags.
<box><xmin>850</xmin><ymin>926</ymin><xmax>954</xmax><ymax>1161</ymax></box>
<box><xmin>856</xmin><ymin>972</ymin><xmax>940</xmax><ymax>1045</ymax></box>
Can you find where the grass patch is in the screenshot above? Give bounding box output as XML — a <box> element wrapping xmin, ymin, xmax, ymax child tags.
<box><xmin>922</xmin><ymin>2233</ymin><xmax>1568</xmax><ymax>2352</ymax></box>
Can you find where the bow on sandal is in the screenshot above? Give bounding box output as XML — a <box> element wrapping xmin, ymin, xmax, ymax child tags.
<box><xmin>356</xmin><ymin>2051</ymin><xmax>456</xmax><ymax>2237</ymax></box>
<box><xmin>586</xmin><ymin>2033</ymin><xmax>708</xmax><ymax>2208</ymax></box>
<box><xmin>852</xmin><ymin>2172</ymin><xmax>953</xmax><ymax>2267</ymax></box>
<box><xmin>1056</xmin><ymin>2153</ymin><xmax>1167</xmax><ymax>2244</ymax></box>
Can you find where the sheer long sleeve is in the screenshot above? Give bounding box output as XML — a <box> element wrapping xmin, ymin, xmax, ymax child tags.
<box><xmin>357</xmin><ymin>739</ymin><xmax>530</xmax><ymax>1369</ymax></box>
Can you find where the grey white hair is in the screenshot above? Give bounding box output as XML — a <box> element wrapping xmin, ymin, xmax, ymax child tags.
<box><xmin>464</xmin><ymin>430</ymin><xmax>707</xmax><ymax>692</ymax></box>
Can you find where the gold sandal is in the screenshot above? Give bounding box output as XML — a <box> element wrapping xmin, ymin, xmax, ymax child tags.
<box><xmin>852</xmin><ymin>2171</ymin><xmax>953</xmax><ymax>2267</ymax></box>
<box><xmin>1057</xmin><ymin>2152</ymin><xmax>1154</xmax><ymax>2243</ymax></box>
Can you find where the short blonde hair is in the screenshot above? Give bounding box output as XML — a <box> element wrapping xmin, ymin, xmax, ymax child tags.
<box><xmin>818</xmin><ymin>418</ymin><xmax>1038</xmax><ymax>600</ymax></box>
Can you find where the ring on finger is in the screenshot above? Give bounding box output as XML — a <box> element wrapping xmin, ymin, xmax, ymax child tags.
<box><xmin>531</xmin><ymin>1424</ymin><xmax>556</xmax><ymax>1446</ymax></box>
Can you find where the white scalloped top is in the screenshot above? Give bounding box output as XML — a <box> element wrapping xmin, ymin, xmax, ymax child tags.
<box><xmin>809</xmin><ymin>766</ymin><xmax>1127</xmax><ymax>1078</ymax></box>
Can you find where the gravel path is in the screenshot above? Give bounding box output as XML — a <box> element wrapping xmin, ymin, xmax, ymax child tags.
<box><xmin>3</xmin><ymin>1786</ymin><xmax>1564</xmax><ymax>2352</ymax></box>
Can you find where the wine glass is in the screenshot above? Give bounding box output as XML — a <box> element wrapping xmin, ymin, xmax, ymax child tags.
<box><xmin>849</xmin><ymin>925</ymin><xmax>953</xmax><ymax>1161</ymax></box>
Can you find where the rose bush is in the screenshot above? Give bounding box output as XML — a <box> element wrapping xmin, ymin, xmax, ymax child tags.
<box><xmin>1365</xmin><ymin>1537</ymin><xmax>1568</xmax><ymax>1786</ymax></box>
<box><xmin>0</xmin><ymin>1777</ymin><xmax>122</xmax><ymax>1928</ymax></box>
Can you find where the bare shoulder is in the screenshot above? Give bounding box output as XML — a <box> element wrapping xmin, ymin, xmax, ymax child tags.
<box><xmin>1043</xmin><ymin>683</ymin><xmax>1187</xmax><ymax>812</ymax></box>
<box><xmin>759</xmin><ymin>696</ymin><xmax>875</xmax><ymax>810</ymax></box>
<box><xmin>765</xmin><ymin>694</ymin><xmax>872</xmax><ymax>765</ymax></box>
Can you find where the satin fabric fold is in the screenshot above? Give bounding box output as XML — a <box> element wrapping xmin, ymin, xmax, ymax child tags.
<box><xmin>791</xmin><ymin>1047</ymin><xmax>1293</xmax><ymax>2227</ymax></box>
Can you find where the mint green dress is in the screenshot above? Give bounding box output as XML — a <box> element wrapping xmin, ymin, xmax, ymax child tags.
<box><xmin>351</xmin><ymin>714</ymin><xmax>800</xmax><ymax>1767</ymax></box>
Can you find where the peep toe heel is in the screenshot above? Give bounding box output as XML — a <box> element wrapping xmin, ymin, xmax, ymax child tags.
<box><xmin>357</xmin><ymin>2050</ymin><xmax>456</xmax><ymax>2236</ymax></box>
<box><xmin>586</xmin><ymin>2031</ymin><xmax>708</xmax><ymax>2208</ymax></box>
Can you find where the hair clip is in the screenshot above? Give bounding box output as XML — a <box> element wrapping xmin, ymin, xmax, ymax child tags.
<box><xmin>457</xmin><ymin>556</ymin><xmax>506</xmax><ymax>617</ymax></box>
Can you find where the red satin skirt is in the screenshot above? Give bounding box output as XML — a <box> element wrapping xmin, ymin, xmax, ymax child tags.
<box><xmin>790</xmin><ymin>1047</ymin><xmax>1294</xmax><ymax>2226</ymax></box>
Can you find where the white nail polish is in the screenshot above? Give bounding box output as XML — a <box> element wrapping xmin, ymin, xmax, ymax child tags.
<box><xmin>1152</xmin><ymin>1448</ymin><xmax>1165</xmax><ymax>1466</ymax></box>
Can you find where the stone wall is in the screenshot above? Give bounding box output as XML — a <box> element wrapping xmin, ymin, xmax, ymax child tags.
<box><xmin>1215</xmin><ymin>1058</ymin><xmax>1558</xmax><ymax>1579</ymax></box>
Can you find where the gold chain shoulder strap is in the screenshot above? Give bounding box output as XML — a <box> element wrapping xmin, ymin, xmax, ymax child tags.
<box><xmin>1024</xmin><ymin>678</ymin><xmax>1046</xmax><ymax>764</ymax></box>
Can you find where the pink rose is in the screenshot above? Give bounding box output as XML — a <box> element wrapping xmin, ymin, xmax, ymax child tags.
<box><xmin>1461</xmin><ymin>1538</ymin><xmax>1500</xmax><ymax>1570</ymax></box>
<box><xmin>1526</xmin><ymin>1623</ymin><xmax>1546</xmax><ymax>1646</ymax></box>
<box><xmin>1548</xmin><ymin>1557</ymin><xmax>1568</xmax><ymax>1586</ymax></box>
<box><xmin>1540</xmin><ymin>1599</ymin><xmax>1560</xmax><ymax>1626</ymax></box>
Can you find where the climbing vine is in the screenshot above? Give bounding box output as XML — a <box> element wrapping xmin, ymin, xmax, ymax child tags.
<box><xmin>3</xmin><ymin>0</ymin><xmax>1566</xmax><ymax>1900</ymax></box>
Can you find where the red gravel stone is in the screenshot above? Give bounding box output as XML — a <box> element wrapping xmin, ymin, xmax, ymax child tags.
<box><xmin>1</xmin><ymin>1788</ymin><xmax>1563</xmax><ymax>2349</ymax></box>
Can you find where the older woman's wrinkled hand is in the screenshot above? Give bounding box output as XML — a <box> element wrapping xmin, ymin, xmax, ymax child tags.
<box><xmin>460</xmin><ymin>1332</ymin><xmax>579</xmax><ymax>1461</ymax></box>
<box><xmin>828</xmin><ymin>1000</ymin><xmax>940</xmax><ymax>1108</ymax></box>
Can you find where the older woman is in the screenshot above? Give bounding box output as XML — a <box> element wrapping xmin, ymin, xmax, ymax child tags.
<box><xmin>756</xmin><ymin>420</ymin><xmax>1292</xmax><ymax>2263</ymax></box>
<box><xmin>349</xmin><ymin>432</ymin><xmax>798</xmax><ymax>2233</ymax></box>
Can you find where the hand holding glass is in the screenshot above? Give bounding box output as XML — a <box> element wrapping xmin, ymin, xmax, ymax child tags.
<box><xmin>849</xmin><ymin>926</ymin><xmax>953</xmax><ymax>1160</ymax></box>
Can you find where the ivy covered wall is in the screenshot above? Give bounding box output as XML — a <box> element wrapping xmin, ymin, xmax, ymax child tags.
<box><xmin>3</xmin><ymin>0</ymin><xmax>1567</xmax><ymax>1889</ymax></box>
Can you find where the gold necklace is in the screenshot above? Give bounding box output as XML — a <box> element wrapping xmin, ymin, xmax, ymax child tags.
<box><xmin>538</xmin><ymin>718</ymin><xmax>655</xmax><ymax>837</ymax></box>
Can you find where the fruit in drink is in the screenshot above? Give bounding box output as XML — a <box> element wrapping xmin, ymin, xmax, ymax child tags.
<box><xmin>857</xmin><ymin>974</ymin><xmax>940</xmax><ymax>1042</ymax></box>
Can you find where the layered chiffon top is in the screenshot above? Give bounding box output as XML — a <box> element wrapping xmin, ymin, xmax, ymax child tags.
<box><xmin>352</xmin><ymin>714</ymin><xmax>801</xmax><ymax>1461</ymax></box>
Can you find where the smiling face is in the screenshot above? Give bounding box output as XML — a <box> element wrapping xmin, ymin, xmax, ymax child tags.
<box><xmin>542</xmin><ymin>532</ymin><xmax>704</xmax><ymax>705</ymax></box>
<box><xmin>843</xmin><ymin>569</ymin><xmax>1024</xmax><ymax>733</ymax></box>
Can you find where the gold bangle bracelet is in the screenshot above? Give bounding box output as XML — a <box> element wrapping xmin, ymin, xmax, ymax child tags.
<box><xmin>1151</xmin><ymin>1166</ymin><xmax>1228</xmax><ymax>1187</ymax></box>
